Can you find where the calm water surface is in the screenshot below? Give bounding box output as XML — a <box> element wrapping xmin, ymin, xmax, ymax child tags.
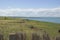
<box><xmin>22</xmin><ymin>17</ymin><xmax>60</xmax><ymax>23</ymax></box>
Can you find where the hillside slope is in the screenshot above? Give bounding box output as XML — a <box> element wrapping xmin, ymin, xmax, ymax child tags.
<box><xmin>0</xmin><ymin>17</ymin><xmax>60</xmax><ymax>40</ymax></box>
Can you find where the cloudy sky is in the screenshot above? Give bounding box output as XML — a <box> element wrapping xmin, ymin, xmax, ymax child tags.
<box><xmin>0</xmin><ymin>0</ymin><xmax>60</xmax><ymax>17</ymax></box>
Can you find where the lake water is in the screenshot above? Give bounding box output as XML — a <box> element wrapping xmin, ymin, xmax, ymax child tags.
<box><xmin>22</xmin><ymin>17</ymin><xmax>60</xmax><ymax>24</ymax></box>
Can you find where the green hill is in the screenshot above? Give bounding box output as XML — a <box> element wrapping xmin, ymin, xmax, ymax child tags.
<box><xmin>0</xmin><ymin>17</ymin><xmax>60</xmax><ymax>40</ymax></box>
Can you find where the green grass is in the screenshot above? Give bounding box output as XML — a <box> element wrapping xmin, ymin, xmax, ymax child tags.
<box><xmin>0</xmin><ymin>17</ymin><xmax>60</xmax><ymax>40</ymax></box>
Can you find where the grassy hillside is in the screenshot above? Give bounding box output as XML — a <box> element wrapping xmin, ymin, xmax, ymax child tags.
<box><xmin>0</xmin><ymin>17</ymin><xmax>60</xmax><ymax>40</ymax></box>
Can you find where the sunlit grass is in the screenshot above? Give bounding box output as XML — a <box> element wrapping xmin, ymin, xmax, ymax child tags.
<box><xmin>0</xmin><ymin>17</ymin><xmax>60</xmax><ymax>40</ymax></box>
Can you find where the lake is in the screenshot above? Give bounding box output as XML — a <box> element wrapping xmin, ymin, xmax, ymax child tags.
<box><xmin>22</xmin><ymin>17</ymin><xmax>60</xmax><ymax>23</ymax></box>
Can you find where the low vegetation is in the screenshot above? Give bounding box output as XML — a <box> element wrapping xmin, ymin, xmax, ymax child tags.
<box><xmin>0</xmin><ymin>17</ymin><xmax>60</xmax><ymax>40</ymax></box>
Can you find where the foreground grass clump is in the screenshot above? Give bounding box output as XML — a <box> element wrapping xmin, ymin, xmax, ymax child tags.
<box><xmin>0</xmin><ymin>17</ymin><xmax>60</xmax><ymax>40</ymax></box>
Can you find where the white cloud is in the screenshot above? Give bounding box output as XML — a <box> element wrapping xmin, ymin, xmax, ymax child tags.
<box><xmin>0</xmin><ymin>8</ymin><xmax>60</xmax><ymax>17</ymax></box>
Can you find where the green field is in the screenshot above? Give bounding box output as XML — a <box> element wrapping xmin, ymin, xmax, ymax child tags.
<box><xmin>0</xmin><ymin>17</ymin><xmax>60</xmax><ymax>40</ymax></box>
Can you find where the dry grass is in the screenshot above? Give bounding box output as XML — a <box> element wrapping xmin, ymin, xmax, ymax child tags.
<box><xmin>0</xmin><ymin>17</ymin><xmax>60</xmax><ymax>40</ymax></box>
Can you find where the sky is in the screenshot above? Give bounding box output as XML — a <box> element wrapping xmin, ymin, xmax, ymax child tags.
<box><xmin>0</xmin><ymin>0</ymin><xmax>60</xmax><ymax>17</ymax></box>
